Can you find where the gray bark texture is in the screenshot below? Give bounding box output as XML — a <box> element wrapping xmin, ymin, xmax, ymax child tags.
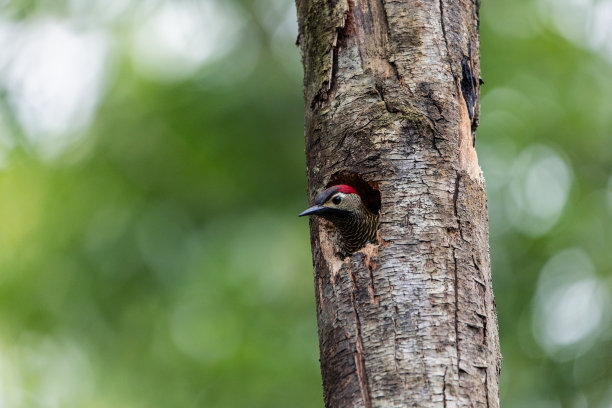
<box><xmin>295</xmin><ymin>0</ymin><xmax>502</xmax><ymax>407</ymax></box>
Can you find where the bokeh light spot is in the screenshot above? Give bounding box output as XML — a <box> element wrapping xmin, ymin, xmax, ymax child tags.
<box><xmin>0</xmin><ymin>18</ymin><xmax>109</xmax><ymax>157</ymax></box>
<box><xmin>539</xmin><ymin>0</ymin><xmax>612</xmax><ymax>62</ymax></box>
<box><xmin>130</xmin><ymin>0</ymin><xmax>246</xmax><ymax>82</ymax></box>
<box><xmin>507</xmin><ymin>145</ymin><xmax>572</xmax><ymax>236</ymax></box>
<box><xmin>533</xmin><ymin>249</ymin><xmax>608</xmax><ymax>360</ymax></box>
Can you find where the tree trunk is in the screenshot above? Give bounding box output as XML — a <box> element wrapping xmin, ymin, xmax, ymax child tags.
<box><xmin>295</xmin><ymin>0</ymin><xmax>501</xmax><ymax>407</ymax></box>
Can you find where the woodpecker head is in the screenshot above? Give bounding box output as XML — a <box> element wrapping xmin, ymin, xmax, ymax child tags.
<box><xmin>299</xmin><ymin>184</ymin><xmax>379</xmax><ymax>254</ymax></box>
<box><xmin>299</xmin><ymin>185</ymin><xmax>362</xmax><ymax>220</ymax></box>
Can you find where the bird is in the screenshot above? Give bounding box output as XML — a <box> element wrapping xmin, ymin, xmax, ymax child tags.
<box><xmin>299</xmin><ymin>184</ymin><xmax>379</xmax><ymax>254</ymax></box>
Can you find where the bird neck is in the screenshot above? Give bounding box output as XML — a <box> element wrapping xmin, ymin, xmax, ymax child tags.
<box><xmin>335</xmin><ymin>203</ymin><xmax>379</xmax><ymax>254</ymax></box>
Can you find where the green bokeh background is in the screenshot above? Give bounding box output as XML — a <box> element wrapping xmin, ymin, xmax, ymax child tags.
<box><xmin>0</xmin><ymin>0</ymin><xmax>611</xmax><ymax>407</ymax></box>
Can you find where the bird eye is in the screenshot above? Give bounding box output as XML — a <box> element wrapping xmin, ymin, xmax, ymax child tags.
<box><xmin>332</xmin><ymin>195</ymin><xmax>341</xmax><ymax>205</ymax></box>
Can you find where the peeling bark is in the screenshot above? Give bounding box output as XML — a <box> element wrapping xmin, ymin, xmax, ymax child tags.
<box><xmin>296</xmin><ymin>0</ymin><xmax>501</xmax><ymax>407</ymax></box>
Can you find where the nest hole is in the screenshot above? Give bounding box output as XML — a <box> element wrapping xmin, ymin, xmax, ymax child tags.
<box><xmin>326</xmin><ymin>171</ymin><xmax>381</xmax><ymax>214</ymax></box>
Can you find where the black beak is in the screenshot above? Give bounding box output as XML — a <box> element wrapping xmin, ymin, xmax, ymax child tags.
<box><xmin>298</xmin><ymin>205</ymin><xmax>327</xmax><ymax>217</ymax></box>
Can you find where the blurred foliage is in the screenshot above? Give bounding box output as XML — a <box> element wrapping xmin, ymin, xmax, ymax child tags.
<box><xmin>0</xmin><ymin>0</ymin><xmax>611</xmax><ymax>407</ymax></box>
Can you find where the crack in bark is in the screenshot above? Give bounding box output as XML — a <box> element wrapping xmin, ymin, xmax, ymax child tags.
<box><xmin>312</xmin><ymin>4</ymin><xmax>351</xmax><ymax>109</ymax></box>
<box><xmin>477</xmin><ymin>251</ymin><xmax>490</xmax><ymax>408</ymax></box>
<box><xmin>374</xmin><ymin>0</ymin><xmax>403</xmax><ymax>87</ymax></box>
<box><xmin>471</xmin><ymin>254</ymin><xmax>480</xmax><ymax>271</ymax></box>
<box><xmin>453</xmin><ymin>247</ymin><xmax>461</xmax><ymax>375</ymax></box>
<box><xmin>422</xmin><ymin>114</ymin><xmax>444</xmax><ymax>158</ymax></box>
<box><xmin>432</xmin><ymin>133</ymin><xmax>443</xmax><ymax>158</ymax></box>
<box><xmin>413</xmin><ymin>303</ymin><xmax>429</xmax><ymax>389</ymax></box>
<box><xmin>484</xmin><ymin>368</ymin><xmax>490</xmax><ymax>407</ymax></box>
<box><xmin>348</xmin><ymin>266</ymin><xmax>373</xmax><ymax>408</ymax></box>
<box><xmin>311</xmin><ymin>43</ymin><xmax>337</xmax><ymax>108</ymax></box>
<box><xmin>443</xmin><ymin>366</ymin><xmax>448</xmax><ymax>408</ymax></box>
<box><xmin>318</xmin><ymin>276</ymin><xmax>324</xmax><ymax>311</ymax></box>
<box><xmin>482</xmin><ymin>316</ymin><xmax>488</xmax><ymax>345</ymax></box>
<box><xmin>373</xmin><ymin>0</ymin><xmax>415</xmax><ymax>97</ymax></box>
<box><xmin>472</xmin><ymin>255</ymin><xmax>486</xmax><ymax>287</ymax></box>
<box><xmin>388</xmin><ymin>278</ymin><xmax>408</xmax><ymax>389</ymax></box>
<box><xmin>335</xmin><ymin>114</ymin><xmax>380</xmax><ymax>150</ymax></box>
<box><xmin>453</xmin><ymin>172</ymin><xmax>461</xmax><ymax>217</ymax></box>
<box><xmin>376</xmin><ymin>0</ymin><xmax>390</xmax><ymax>43</ymax></box>
<box><xmin>374</xmin><ymin>83</ymin><xmax>397</xmax><ymax>114</ymax></box>
<box><xmin>330</xmin><ymin>30</ymin><xmax>341</xmax><ymax>86</ymax></box>
<box><xmin>438</xmin><ymin>0</ymin><xmax>457</xmax><ymax>80</ymax></box>
<box><xmin>392</xmin><ymin>312</ymin><xmax>400</xmax><ymax>371</ymax></box>
<box><xmin>361</xmin><ymin>245</ymin><xmax>380</xmax><ymax>305</ymax></box>
<box><xmin>353</xmin><ymin>0</ymin><xmax>406</xmax><ymax>104</ymax></box>
<box><xmin>367</xmin><ymin>267</ymin><xmax>378</xmax><ymax>305</ymax></box>
<box><xmin>389</xmin><ymin>60</ymin><xmax>404</xmax><ymax>86</ymax></box>
<box><xmin>453</xmin><ymin>172</ymin><xmax>464</xmax><ymax>239</ymax></box>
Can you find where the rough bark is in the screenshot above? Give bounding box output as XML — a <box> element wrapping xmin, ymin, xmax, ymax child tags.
<box><xmin>296</xmin><ymin>0</ymin><xmax>501</xmax><ymax>407</ymax></box>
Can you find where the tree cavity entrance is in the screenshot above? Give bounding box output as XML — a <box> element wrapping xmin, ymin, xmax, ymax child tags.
<box><xmin>327</xmin><ymin>171</ymin><xmax>381</xmax><ymax>215</ymax></box>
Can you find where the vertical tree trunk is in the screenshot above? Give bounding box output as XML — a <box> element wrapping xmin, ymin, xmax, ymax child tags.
<box><xmin>296</xmin><ymin>0</ymin><xmax>501</xmax><ymax>407</ymax></box>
